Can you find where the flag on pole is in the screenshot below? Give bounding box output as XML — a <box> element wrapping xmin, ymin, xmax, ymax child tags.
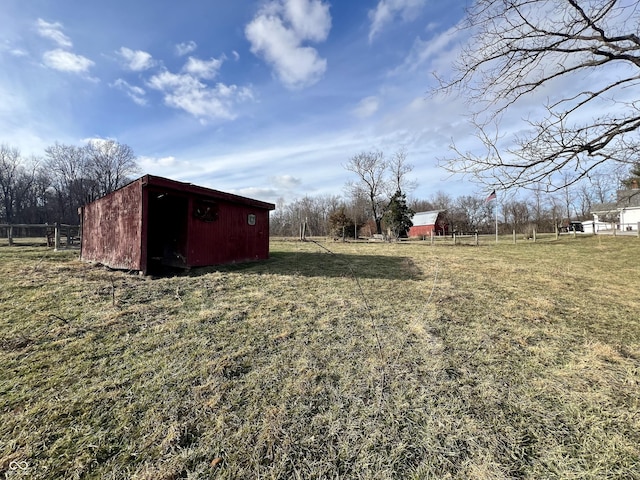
<box><xmin>485</xmin><ymin>190</ymin><xmax>496</xmax><ymax>202</ymax></box>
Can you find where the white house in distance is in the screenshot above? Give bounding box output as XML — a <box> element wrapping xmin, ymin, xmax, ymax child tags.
<box><xmin>591</xmin><ymin>185</ymin><xmax>640</xmax><ymax>233</ymax></box>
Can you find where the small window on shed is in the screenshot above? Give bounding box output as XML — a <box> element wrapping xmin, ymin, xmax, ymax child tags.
<box><xmin>247</xmin><ymin>214</ymin><xmax>256</xmax><ymax>226</ymax></box>
<box><xmin>193</xmin><ymin>200</ymin><xmax>219</xmax><ymax>222</ymax></box>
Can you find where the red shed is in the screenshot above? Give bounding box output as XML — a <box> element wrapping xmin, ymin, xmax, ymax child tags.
<box><xmin>80</xmin><ymin>175</ymin><xmax>275</xmax><ymax>274</ymax></box>
<box><xmin>408</xmin><ymin>210</ymin><xmax>448</xmax><ymax>238</ymax></box>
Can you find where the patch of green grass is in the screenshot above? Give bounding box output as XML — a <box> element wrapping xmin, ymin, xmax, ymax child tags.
<box><xmin>1</xmin><ymin>237</ymin><xmax>639</xmax><ymax>479</ymax></box>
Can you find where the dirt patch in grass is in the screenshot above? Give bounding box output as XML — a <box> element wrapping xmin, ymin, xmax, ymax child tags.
<box><xmin>0</xmin><ymin>238</ymin><xmax>639</xmax><ymax>479</ymax></box>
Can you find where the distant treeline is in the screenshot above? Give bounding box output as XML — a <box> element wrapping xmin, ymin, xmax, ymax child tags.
<box><xmin>0</xmin><ymin>141</ymin><xmax>138</xmax><ymax>225</ymax></box>
<box><xmin>270</xmin><ymin>178</ymin><xmax>624</xmax><ymax>238</ymax></box>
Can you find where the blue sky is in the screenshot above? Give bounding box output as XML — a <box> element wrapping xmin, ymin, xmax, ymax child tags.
<box><xmin>0</xmin><ymin>0</ymin><xmax>475</xmax><ymax>204</ymax></box>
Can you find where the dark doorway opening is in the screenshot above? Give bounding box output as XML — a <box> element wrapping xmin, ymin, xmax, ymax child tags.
<box><xmin>147</xmin><ymin>191</ymin><xmax>188</xmax><ymax>274</ymax></box>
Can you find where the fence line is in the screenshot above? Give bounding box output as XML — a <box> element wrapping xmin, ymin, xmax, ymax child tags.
<box><xmin>0</xmin><ymin>223</ymin><xmax>81</xmax><ymax>250</ymax></box>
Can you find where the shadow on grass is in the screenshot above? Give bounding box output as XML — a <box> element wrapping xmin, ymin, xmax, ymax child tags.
<box><xmin>191</xmin><ymin>251</ymin><xmax>423</xmax><ymax>281</ymax></box>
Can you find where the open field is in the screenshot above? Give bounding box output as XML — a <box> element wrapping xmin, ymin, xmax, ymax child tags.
<box><xmin>1</xmin><ymin>236</ymin><xmax>639</xmax><ymax>479</ymax></box>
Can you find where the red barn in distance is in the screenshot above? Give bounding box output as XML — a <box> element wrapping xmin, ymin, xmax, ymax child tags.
<box><xmin>80</xmin><ymin>175</ymin><xmax>275</xmax><ymax>275</ymax></box>
<box><xmin>408</xmin><ymin>210</ymin><xmax>449</xmax><ymax>238</ymax></box>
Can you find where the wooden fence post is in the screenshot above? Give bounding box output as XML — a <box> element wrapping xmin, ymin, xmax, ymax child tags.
<box><xmin>54</xmin><ymin>222</ymin><xmax>61</xmax><ymax>251</ymax></box>
<box><xmin>533</xmin><ymin>228</ymin><xmax>537</xmax><ymax>242</ymax></box>
<box><xmin>8</xmin><ymin>225</ymin><xmax>13</xmax><ymax>246</ymax></box>
<box><xmin>513</xmin><ymin>230</ymin><xmax>516</xmax><ymax>244</ymax></box>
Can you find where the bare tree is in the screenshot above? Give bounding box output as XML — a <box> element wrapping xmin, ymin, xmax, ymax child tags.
<box><xmin>587</xmin><ymin>169</ymin><xmax>619</xmax><ymax>203</ymax></box>
<box><xmin>451</xmin><ymin>195</ymin><xmax>493</xmax><ymax>233</ymax></box>
<box><xmin>85</xmin><ymin>139</ymin><xmax>137</xmax><ymax>196</ymax></box>
<box><xmin>0</xmin><ymin>145</ymin><xmax>40</xmax><ymax>223</ymax></box>
<box><xmin>408</xmin><ymin>197</ymin><xmax>434</xmax><ymax>213</ymax></box>
<box><xmin>436</xmin><ymin>0</ymin><xmax>640</xmax><ymax>191</ymax></box>
<box><xmin>345</xmin><ymin>151</ymin><xmax>389</xmax><ymax>234</ymax></box>
<box><xmin>503</xmin><ymin>199</ymin><xmax>531</xmax><ymax>234</ymax></box>
<box><xmin>429</xmin><ymin>191</ymin><xmax>453</xmax><ymax>211</ymax></box>
<box><xmin>0</xmin><ymin>144</ymin><xmax>22</xmax><ymax>222</ymax></box>
<box><xmin>45</xmin><ymin>143</ymin><xmax>93</xmax><ymax>222</ymax></box>
<box><xmin>387</xmin><ymin>147</ymin><xmax>417</xmax><ymax>196</ymax></box>
<box><xmin>45</xmin><ymin>140</ymin><xmax>138</xmax><ymax>223</ymax></box>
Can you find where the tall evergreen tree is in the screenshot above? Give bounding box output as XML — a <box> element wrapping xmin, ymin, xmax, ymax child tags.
<box><xmin>383</xmin><ymin>190</ymin><xmax>414</xmax><ymax>239</ymax></box>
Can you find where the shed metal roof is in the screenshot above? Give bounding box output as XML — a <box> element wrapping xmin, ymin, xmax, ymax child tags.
<box><xmin>412</xmin><ymin>210</ymin><xmax>442</xmax><ymax>226</ymax></box>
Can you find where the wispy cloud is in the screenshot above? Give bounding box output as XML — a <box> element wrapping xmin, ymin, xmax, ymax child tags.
<box><xmin>271</xmin><ymin>174</ymin><xmax>302</xmax><ymax>189</ymax></box>
<box><xmin>0</xmin><ymin>41</ymin><xmax>28</xmax><ymax>58</ymax></box>
<box><xmin>182</xmin><ymin>56</ymin><xmax>224</xmax><ymax>79</ymax></box>
<box><xmin>36</xmin><ymin>19</ymin><xmax>73</xmax><ymax>48</ymax></box>
<box><xmin>147</xmin><ymin>69</ymin><xmax>252</xmax><ymax>120</ymax></box>
<box><xmin>42</xmin><ymin>49</ymin><xmax>94</xmax><ymax>73</ymax></box>
<box><xmin>111</xmin><ymin>79</ymin><xmax>147</xmax><ymax>105</ymax></box>
<box><xmin>368</xmin><ymin>0</ymin><xmax>427</xmax><ymax>42</ymax></box>
<box><xmin>352</xmin><ymin>96</ymin><xmax>380</xmax><ymax>118</ymax></box>
<box><xmin>35</xmin><ymin>18</ymin><xmax>95</xmax><ymax>76</ymax></box>
<box><xmin>245</xmin><ymin>0</ymin><xmax>331</xmax><ymax>90</ymax></box>
<box><xmin>139</xmin><ymin>154</ymin><xmax>181</xmax><ymax>169</ymax></box>
<box><xmin>117</xmin><ymin>47</ymin><xmax>156</xmax><ymax>71</ymax></box>
<box><xmin>398</xmin><ymin>25</ymin><xmax>461</xmax><ymax>73</ymax></box>
<box><xmin>175</xmin><ymin>41</ymin><xmax>197</xmax><ymax>56</ymax></box>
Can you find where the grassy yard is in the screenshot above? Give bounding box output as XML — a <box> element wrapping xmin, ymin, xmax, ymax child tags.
<box><xmin>1</xmin><ymin>236</ymin><xmax>638</xmax><ymax>479</ymax></box>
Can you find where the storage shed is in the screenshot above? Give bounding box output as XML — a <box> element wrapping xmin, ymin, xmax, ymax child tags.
<box><xmin>80</xmin><ymin>175</ymin><xmax>275</xmax><ymax>274</ymax></box>
<box><xmin>408</xmin><ymin>210</ymin><xmax>448</xmax><ymax>238</ymax></box>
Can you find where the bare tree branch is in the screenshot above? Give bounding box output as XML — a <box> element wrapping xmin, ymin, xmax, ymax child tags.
<box><xmin>435</xmin><ymin>0</ymin><xmax>640</xmax><ymax>190</ymax></box>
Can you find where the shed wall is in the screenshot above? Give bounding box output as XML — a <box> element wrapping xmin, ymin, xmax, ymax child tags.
<box><xmin>81</xmin><ymin>180</ymin><xmax>143</xmax><ymax>270</ymax></box>
<box><xmin>408</xmin><ymin>225</ymin><xmax>436</xmax><ymax>237</ymax></box>
<box><xmin>186</xmin><ymin>199</ymin><xmax>270</xmax><ymax>266</ymax></box>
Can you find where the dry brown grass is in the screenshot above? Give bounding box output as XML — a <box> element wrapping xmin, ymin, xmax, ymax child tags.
<box><xmin>0</xmin><ymin>235</ymin><xmax>638</xmax><ymax>479</ymax></box>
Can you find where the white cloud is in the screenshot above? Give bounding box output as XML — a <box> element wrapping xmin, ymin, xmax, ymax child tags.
<box><xmin>36</xmin><ymin>19</ymin><xmax>73</xmax><ymax>48</ymax></box>
<box><xmin>10</xmin><ymin>48</ymin><xmax>28</xmax><ymax>57</ymax></box>
<box><xmin>245</xmin><ymin>0</ymin><xmax>331</xmax><ymax>90</ymax></box>
<box><xmin>139</xmin><ymin>155</ymin><xmax>179</xmax><ymax>168</ymax></box>
<box><xmin>117</xmin><ymin>47</ymin><xmax>156</xmax><ymax>71</ymax></box>
<box><xmin>175</xmin><ymin>41</ymin><xmax>197</xmax><ymax>56</ymax></box>
<box><xmin>182</xmin><ymin>56</ymin><xmax>224</xmax><ymax>79</ymax></box>
<box><xmin>232</xmin><ymin>50</ymin><xmax>240</xmax><ymax>61</ymax></box>
<box><xmin>1</xmin><ymin>42</ymin><xmax>28</xmax><ymax>58</ymax></box>
<box><xmin>352</xmin><ymin>96</ymin><xmax>380</xmax><ymax>118</ymax></box>
<box><xmin>398</xmin><ymin>25</ymin><xmax>461</xmax><ymax>73</ymax></box>
<box><xmin>271</xmin><ymin>174</ymin><xmax>302</xmax><ymax>188</ymax></box>
<box><xmin>147</xmin><ymin>70</ymin><xmax>253</xmax><ymax>120</ymax></box>
<box><xmin>368</xmin><ymin>0</ymin><xmax>427</xmax><ymax>42</ymax></box>
<box><xmin>137</xmin><ymin>155</ymin><xmax>195</xmax><ymax>177</ymax></box>
<box><xmin>232</xmin><ymin>187</ymin><xmax>282</xmax><ymax>202</ymax></box>
<box><xmin>42</xmin><ymin>49</ymin><xmax>94</xmax><ymax>73</ymax></box>
<box><xmin>111</xmin><ymin>79</ymin><xmax>147</xmax><ymax>105</ymax></box>
<box><xmin>283</xmin><ymin>0</ymin><xmax>331</xmax><ymax>42</ymax></box>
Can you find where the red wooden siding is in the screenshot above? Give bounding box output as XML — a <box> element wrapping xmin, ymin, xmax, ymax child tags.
<box><xmin>80</xmin><ymin>180</ymin><xmax>143</xmax><ymax>270</ymax></box>
<box><xmin>408</xmin><ymin>224</ymin><xmax>436</xmax><ymax>237</ymax></box>
<box><xmin>186</xmin><ymin>199</ymin><xmax>269</xmax><ymax>266</ymax></box>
